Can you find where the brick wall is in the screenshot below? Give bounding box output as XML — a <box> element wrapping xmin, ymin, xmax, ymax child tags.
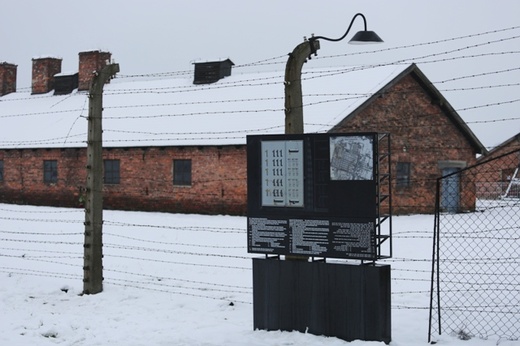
<box><xmin>78</xmin><ymin>51</ymin><xmax>111</xmax><ymax>91</ymax></box>
<box><xmin>0</xmin><ymin>145</ymin><xmax>247</xmax><ymax>215</ymax></box>
<box><xmin>0</xmin><ymin>62</ymin><xmax>17</xmax><ymax>96</ymax></box>
<box><xmin>0</xmin><ymin>148</ymin><xmax>84</xmax><ymax>207</ymax></box>
<box><xmin>32</xmin><ymin>57</ymin><xmax>62</xmax><ymax>94</ymax></box>
<box><xmin>333</xmin><ymin>74</ymin><xmax>478</xmax><ymax>214</ymax></box>
<box><xmin>476</xmin><ymin>136</ymin><xmax>520</xmax><ymax>199</ymax></box>
<box><xmin>105</xmin><ymin>145</ymin><xmax>247</xmax><ymax>214</ymax></box>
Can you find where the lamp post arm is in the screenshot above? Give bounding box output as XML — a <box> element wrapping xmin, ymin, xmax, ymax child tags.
<box><xmin>308</xmin><ymin>12</ymin><xmax>368</xmax><ymax>57</ymax></box>
<box><xmin>311</xmin><ymin>13</ymin><xmax>367</xmax><ymax>43</ymax></box>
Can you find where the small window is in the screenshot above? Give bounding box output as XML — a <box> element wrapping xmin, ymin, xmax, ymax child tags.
<box><xmin>44</xmin><ymin>160</ymin><xmax>58</xmax><ymax>184</ymax></box>
<box><xmin>396</xmin><ymin>162</ymin><xmax>411</xmax><ymax>187</ymax></box>
<box><xmin>104</xmin><ymin>159</ymin><xmax>120</xmax><ymax>184</ymax></box>
<box><xmin>0</xmin><ymin>160</ymin><xmax>4</xmax><ymax>182</ymax></box>
<box><xmin>173</xmin><ymin>159</ymin><xmax>192</xmax><ymax>186</ymax></box>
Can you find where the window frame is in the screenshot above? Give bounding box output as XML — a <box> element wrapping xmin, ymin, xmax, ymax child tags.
<box><xmin>103</xmin><ymin>159</ymin><xmax>121</xmax><ymax>185</ymax></box>
<box><xmin>43</xmin><ymin>160</ymin><xmax>58</xmax><ymax>184</ymax></box>
<box><xmin>396</xmin><ymin>161</ymin><xmax>411</xmax><ymax>188</ymax></box>
<box><xmin>173</xmin><ymin>159</ymin><xmax>192</xmax><ymax>186</ymax></box>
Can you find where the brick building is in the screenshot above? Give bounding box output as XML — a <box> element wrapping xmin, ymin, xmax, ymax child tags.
<box><xmin>0</xmin><ymin>52</ymin><xmax>487</xmax><ymax>215</ymax></box>
<box><xmin>331</xmin><ymin>64</ymin><xmax>487</xmax><ymax>213</ymax></box>
<box><xmin>475</xmin><ymin>133</ymin><xmax>520</xmax><ymax>199</ymax></box>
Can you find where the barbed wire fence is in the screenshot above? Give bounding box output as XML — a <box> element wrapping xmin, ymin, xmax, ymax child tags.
<box><xmin>1</xmin><ymin>201</ymin><xmax>439</xmax><ymax>314</ymax></box>
<box><xmin>0</xmin><ymin>206</ymin><xmax>254</xmax><ymax>304</ymax></box>
<box><xmin>429</xmin><ymin>148</ymin><xmax>520</xmax><ymax>343</ymax></box>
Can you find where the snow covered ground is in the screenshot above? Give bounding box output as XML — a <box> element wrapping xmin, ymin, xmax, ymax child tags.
<box><xmin>0</xmin><ymin>203</ymin><xmax>518</xmax><ymax>346</ymax></box>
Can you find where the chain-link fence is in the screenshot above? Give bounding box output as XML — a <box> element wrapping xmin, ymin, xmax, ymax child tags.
<box><xmin>429</xmin><ymin>148</ymin><xmax>520</xmax><ymax>343</ymax></box>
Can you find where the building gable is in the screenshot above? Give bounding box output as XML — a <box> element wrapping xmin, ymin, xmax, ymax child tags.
<box><xmin>481</xmin><ymin>132</ymin><xmax>520</xmax><ymax>159</ymax></box>
<box><xmin>330</xmin><ymin>66</ymin><xmax>487</xmax><ymax>214</ymax></box>
<box><xmin>334</xmin><ymin>64</ymin><xmax>487</xmax><ymax>155</ymax></box>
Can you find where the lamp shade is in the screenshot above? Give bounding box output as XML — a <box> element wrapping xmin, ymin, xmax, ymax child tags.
<box><xmin>349</xmin><ymin>30</ymin><xmax>383</xmax><ymax>44</ymax></box>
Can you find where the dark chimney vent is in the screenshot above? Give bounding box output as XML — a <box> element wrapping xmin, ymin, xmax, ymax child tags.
<box><xmin>0</xmin><ymin>62</ymin><xmax>17</xmax><ymax>96</ymax></box>
<box><xmin>78</xmin><ymin>50</ymin><xmax>112</xmax><ymax>91</ymax></box>
<box><xmin>31</xmin><ymin>57</ymin><xmax>62</xmax><ymax>94</ymax></box>
<box><xmin>54</xmin><ymin>72</ymin><xmax>79</xmax><ymax>95</ymax></box>
<box><xmin>193</xmin><ymin>59</ymin><xmax>234</xmax><ymax>84</ymax></box>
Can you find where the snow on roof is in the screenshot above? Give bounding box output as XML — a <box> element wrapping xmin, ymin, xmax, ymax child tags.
<box><xmin>54</xmin><ymin>71</ymin><xmax>78</xmax><ymax>77</ymax></box>
<box><xmin>0</xmin><ymin>64</ymin><xmax>409</xmax><ymax>149</ymax></box>
<box><xmin>192</xmin><ymin>58</ymin><xmax>234</xmax><ymax>64</ymax></box>
<box><xmin>31</xmin><ymin>55</ymin><xmax>62</xmax><ymax>60</ymax></box>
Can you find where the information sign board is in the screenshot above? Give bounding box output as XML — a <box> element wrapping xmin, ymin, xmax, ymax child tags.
<box><xmin>247</xmin><ymin>133</ymin><xmax>381</xmax><ymax>260</ymax></box>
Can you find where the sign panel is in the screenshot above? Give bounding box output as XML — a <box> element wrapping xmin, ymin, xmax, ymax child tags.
<box><xmin>247</xmin><ymin>133</ymin><xmax>382</xmax><ymax>260</ymax></box>
<box><xmin>261</xmin><ymin>140</ymin><xmax>304</xmax><ymax>207</ymax></box>
<box><xmin>247</xmin><ymin>217</ymin><xmax>376</xmax><ymax>259</ymax></box>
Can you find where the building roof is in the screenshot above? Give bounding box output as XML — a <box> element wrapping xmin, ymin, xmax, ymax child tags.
<box><xmin>0</xmin><ymin>63</ymin><xmax>484</xmax><ymax>152</ymax></box>
<box><xmin>340</xmin><ymin>63</ymin><xmax>487</xmax><ymax>155</ymax></box>
<box><xmin>479</xmin><ymin>131</ymin><xmax>520</xmax><ymax>159</ymax></box>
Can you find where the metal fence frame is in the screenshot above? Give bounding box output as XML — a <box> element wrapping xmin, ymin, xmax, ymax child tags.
<box><xmin>429</xmin><ymin>148</ymin><xmax>520</xmax><ymax>343</ymax></box>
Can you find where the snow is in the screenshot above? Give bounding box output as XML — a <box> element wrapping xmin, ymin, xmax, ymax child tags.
<box><xmin>31</xmin><ymin>55</ymin><xmax>62</xmax><ymax>60</ymax></box>
<box><xmin>54</xmin><ymin>72</ymin><xmax>78</xmax><ymax>77</ymax></box>
<box><xmin>0</xmin><ymin>203</ymin><xmax>518</xmax><ymax>346</ymax></box>
<box><xmin>0</xmin><ymin>64</ymin><xmax>410</xmax><ymax>149</ymax></box>
<box><xmin>1</xmin><ymin>58</ymin><xmax>518</xmax><ymax>151</ymax></box>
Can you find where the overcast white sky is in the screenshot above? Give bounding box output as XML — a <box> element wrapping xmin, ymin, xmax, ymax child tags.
<box><xmin>2</xmin><ymin>0</ymin><xmax>518</xmax><ymax>82</ymax></box>
<box><xmin>2</xmin><ymin>0</ymin><xmax>520</xmax><ymax>147</ymax></box>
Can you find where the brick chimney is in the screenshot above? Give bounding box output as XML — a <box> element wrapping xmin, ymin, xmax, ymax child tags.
<box><xmin>78</xmin><ymin>50</ymin><xmax>112</xmax><ymax>91</ymax></box>
<box><xmin>32</xmin><ymin>57</ymin><xmax>62</xmax><ymax>94</ymax></box>
<box><xmin>0</xmin><ymin>62</ymin><xmax>17</xmax><ymax>96</ymax></box>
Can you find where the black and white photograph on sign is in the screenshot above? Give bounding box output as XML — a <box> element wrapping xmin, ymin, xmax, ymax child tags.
<box><xmin>330</xmin><ymin>136</ymin><xmax>374</xmax><ymax>180</ymax></box>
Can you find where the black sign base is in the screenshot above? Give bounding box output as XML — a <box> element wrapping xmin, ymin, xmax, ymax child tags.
<box><xmin>252</xmin><ymin>258</ymin><xmax>391</xmax><ymax>344</ymax></box>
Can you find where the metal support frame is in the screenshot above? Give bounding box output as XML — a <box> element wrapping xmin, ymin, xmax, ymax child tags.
<box><xmin>375</xmin><ymin>133</ymin><xmax>392</xmax><ymax>259</ymax></box>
